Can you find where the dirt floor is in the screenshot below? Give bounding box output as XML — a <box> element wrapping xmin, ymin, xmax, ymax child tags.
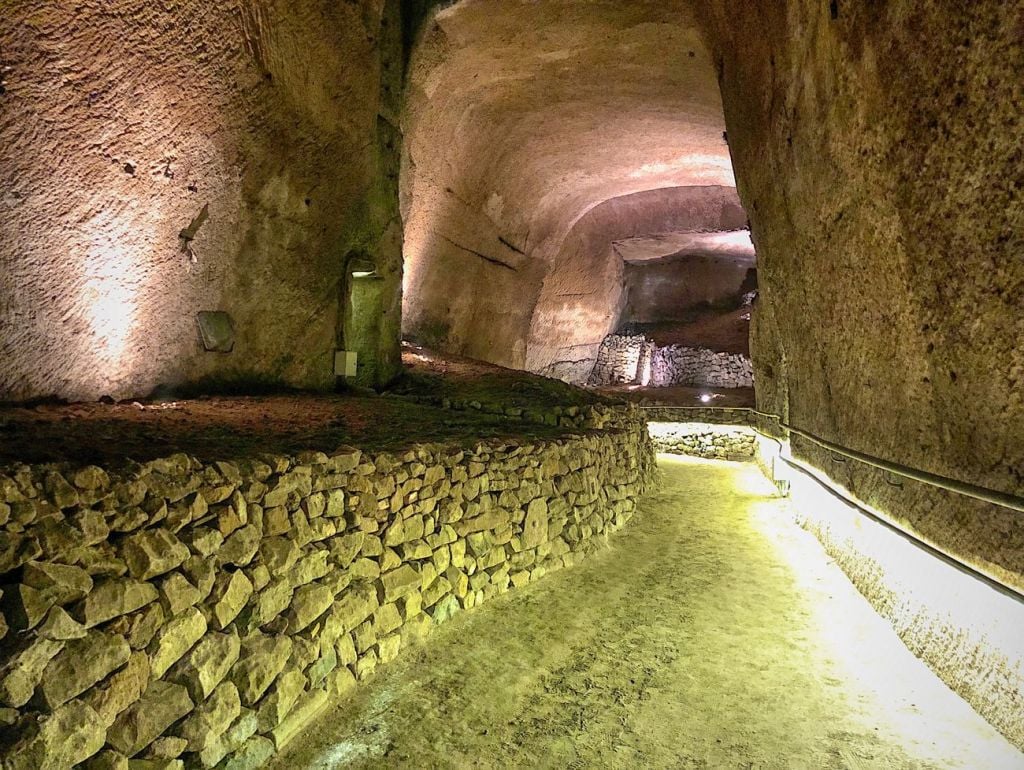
<box><xmin>0</xmin><ymin>348</ymin><xmax>602</xmax><ymax>467</ymax></box>
<box><xmin>270</xmin><ymin>457</ymin><xmax>1024</xmax><ymax>770</ymax></box>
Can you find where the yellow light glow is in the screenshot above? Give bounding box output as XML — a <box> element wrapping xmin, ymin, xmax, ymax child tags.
<box><xmin>81</xmin><ymin>239</ymin><xmax>139</xmax><ymax>362</ymax></box>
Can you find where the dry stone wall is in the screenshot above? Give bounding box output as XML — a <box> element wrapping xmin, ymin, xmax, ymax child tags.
<box><xmin>647</xmin><ymin>422</ymin><xmax>756</xmax><ymax>461</ymax></box>
<box><xmin>0</xmin><ymin>414</ymin><xmax>655</xmax><ymax>769</ymax></box>
<box><xmin>589</xmin><ymin>334</ymin><xmax>753</xmax><ymax>389</ymax></box>
<box><xmin>650</xmin><ymin>346</ymin><xmax>753</xmax><ymax>389</ymax></box>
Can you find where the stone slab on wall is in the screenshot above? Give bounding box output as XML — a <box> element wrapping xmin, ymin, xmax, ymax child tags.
<box><xmin>0</xmin><ymin>412</ymin><xmax>655</xmax><ymax>769</ymax></box>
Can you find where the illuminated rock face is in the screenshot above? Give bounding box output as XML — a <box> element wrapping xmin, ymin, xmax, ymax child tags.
<box><xmin>700</xmin><ymin>1</ymin><xmax>1024</xmax><ymax>496</ymax></box>
<box><xmin>0</xmin><ymin>1</ymin><xmax>403</xmax><ymax>401</ymax></box>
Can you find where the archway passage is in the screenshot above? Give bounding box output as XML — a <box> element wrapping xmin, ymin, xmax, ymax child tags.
<box><xmin>401</xmin><ymin>0</ymin><xmax>754</xmax><ymax>385</ymax></box>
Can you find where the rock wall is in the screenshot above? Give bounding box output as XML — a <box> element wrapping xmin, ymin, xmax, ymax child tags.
<box><xmin>0</xmin><ymin>414</ymin><xmax>655</xmax><ymax>769</ymax></box>
<box><xmin>622</xmin><ymin>253</ymin><xmax>752</xmax><ymax>325</ymax></box>
<box><xmin>0</xmin><ymin>0</ymin><xmax>404</xmax><ymax>401</ymax></box>
<box><xmin>589</xmin><ymin>334</ymin><xmax>753</xmax><ymax>388</ymax></box>
<box><xmin>647</xmin><ymin>422</ymin><xmax>756</xmax><ymax>460</ymax></box>
<box><xmin>698</xmin><ymin>2</ymin><xmax>1024</xmax><ymax>527</ymax></box>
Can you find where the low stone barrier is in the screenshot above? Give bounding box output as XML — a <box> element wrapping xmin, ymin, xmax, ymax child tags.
<box><xmin>0</xmin><ymin>414</ymin><xmax>655</xmax><ymax>769</ymax></box>
<box><xmin>588</xmin><ymin>334</ymin><xmax>753</xmax><ymax>389</ymax></box>
<box><xmin>647</xmin><ymin>422</ymin><xmax>757</xmax><ymax>460</ymax></box>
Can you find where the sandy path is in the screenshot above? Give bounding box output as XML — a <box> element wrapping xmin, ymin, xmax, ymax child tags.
<box><xmin>270</xmin><ymin>456</ymin><xmax>1024</xmax><ymax>770</ymax></box>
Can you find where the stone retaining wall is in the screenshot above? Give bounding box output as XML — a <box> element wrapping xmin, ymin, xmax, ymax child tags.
<box><xmin>650</xmin><ymin>346</ymin><xmax>753</xmax><ymax>388</ymax></box>
<box><xmin>589</xmin><ymin>334</ymin><xmax>753</xmax><ymax>389</ymax></box>
<box><xmin>0</xmin><ymin>414</ymin><xmax>655</xmax><ymax>769</ymax></box>
<box><xmin>647</xmin><ymin>422</ymin><xmax>757</xmax><ymax>460</ymax></box>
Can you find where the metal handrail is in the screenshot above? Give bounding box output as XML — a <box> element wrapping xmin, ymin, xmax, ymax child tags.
<box><xmin>639</xmin><ymin>404</ymin><xmax>1024</xmax><ymax>515</ymax></box>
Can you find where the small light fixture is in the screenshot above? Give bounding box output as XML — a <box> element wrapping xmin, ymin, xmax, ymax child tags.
<box><xmin>349</xmin><ymin>258</ymin><xmax>378</xmax><ymax>279</ymax></box>
<box><xmin>700</xmin><ymin>393</ymin><xmax>713</xmax><ymax>404</ymax></box>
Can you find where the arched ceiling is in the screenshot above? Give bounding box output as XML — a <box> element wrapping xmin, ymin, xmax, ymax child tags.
<box><xmin>401</xmin><ymin>0</ymin><xmax>748</xmax><ymax>376</ymax></box>
<box><xmin>404</xmin><ymin>0</ymin><xmax>731</xmax><ymax>254</ymax></box>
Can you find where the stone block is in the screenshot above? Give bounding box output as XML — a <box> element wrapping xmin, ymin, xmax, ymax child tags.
<box><xmin>522</xmin><ymin>498</ymin><xmax>549</xmax><ymax>548</ymax></box>
<box><xmin>121</xmin><ymin>530</ymin><xmax>190</xmax><ymax>581</ymax></box>
<box><xmin>158</xmin><ymin>571</ymin><xmax>203</xmax><ymax>616</ymax></box>
<box><xmin>255</xmin><ymin>666</ymin><xmax>306</xmax><ymax>733</ymax></box>
<box><xmin>2</xmin><ymin>583</ymin><xmax>54</xmax><ymax>631</ymax></box>
<box><xmin>85</xmin><ymin>650</ymin><xmax>150</xmax><ymax>727</ymax></box>
<box><xmin>175</xmin><ymin>680</ymin><xmax>240</xmax><ymax>752</ymax></box>
<box><xmin>287</xmin><ymin>549</ymin><xmax>330</xmax><ymax>587</ymax></box>
<box><xmin>288</xmin><ymin>581</ymin><xmax>333</xmax><ymax>632</ymax></box>
<box><xmin>259</xmin><ymin>537</ymin><xmax>300</xmax><ymax>577</ymax></box>
<box><xmin>218</xmin><ymin>524</ymin><xmax>261</xmax><ymax>567</ymax></box>
<box><xmin>0</xmin><ymin>636</ymin><xmax>64</xmax><ymax>708</ymax></box>
<box><xmin>430</xmin><ymin>594</ymin><xmax>460</xmax><ymax>624</ymax></box>
<box><xmin>127</xmin><ymin>758</ymin><xmax>183</xmax><ymax>770</ymax></box>
<box><xmin>38</xmin><ymin>629</ymin><xmax>131</xmax><ymax>708</ymax></box>
<box><xmin>327</xmin><ymin>531</ymin><xmax>364</xmax><ymax>566</ymax></box>
<box><xmin>144</xmin><ymin>736</ymin><xmax>187</xmax><ymax>759</ymax></box>
<box><xmin>270</xmin><ymin>689</ymin><xmax>329</xmax><ymax>751</ymax></box>
<box><xmin>107</xmin><ymin>680</ymin><xmax>193</xmax><ymax>757</ymax></box>
<box><xmin>376</xmin><ymin>633</ymin><xmax>401</xmax><ymax>664</ymax></box>
<box><xmin>335</xmin><ymin>632</ymin><xmax>357</xmax><ymax>667</ymax></box>
<box><xmin>72</xmin><ymin>578</ymin><xmax>158</xmax><ymax>628</ymax></box>
<box><xmin>37</xmin><ymin>604</ymin><xmax>87</xmax><ymax>640</ymax></box>
<box><xmin>231</xmin><ymin>632</ymin><xmax>292</xmax><ymax>705</ymax></box>
<box><xmin>169</xmin><ymin>631</ymin><xmax>240</xmax><ymax>702</ymax></box>
<box><xmin>23</xmin><ymin>560</ymin><xmax>93</xmax><ymax>604</ymax></box>
<box><xmin>197</xmin><ymin>707</ymin><xmax>258</xmax><ymax>767</ymax></box>
<box><xmin>218</xmin><ymin>736</ymin><xmax>275</xmax><ymax>770</ymax></box>
<box><xmin>380</xmin><ymin>564</ymin><xmax>420</xmax><ymax>602</ymax></box>
<box><xmin>211</xmin><ymin>571</ymin><xmax>253</xmax><ymax>630</ymax></box>
<box><xmin>149</xmin><ymin>606</ymin><xmax>207</xmax><ymax>678</ymax></box>
<box><xmin>254</xmin><ymin>577</ymin><xmax>292</xmax><ymax>626</ymax></box>
<box><xmin>84</xmin><ymin>750</ymin><xmax>130</xmax><ymax>770</ymax></box>
<box><xmin>3</xmin><ymin>699</ymin><xmax>106</xmax><ymax>770</ymax></box>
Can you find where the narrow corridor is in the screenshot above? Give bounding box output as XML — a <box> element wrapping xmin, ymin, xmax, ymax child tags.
<box><xmin>271</xmin><ymin>457</ymin><xmax>1023</xmax><ymax>769</ymax></box>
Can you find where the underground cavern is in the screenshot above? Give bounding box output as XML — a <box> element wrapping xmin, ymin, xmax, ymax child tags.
<box><xmin>0</xmin><ymin>1</ymin><xmax>1022</xmax><ymax>768</ymax></box>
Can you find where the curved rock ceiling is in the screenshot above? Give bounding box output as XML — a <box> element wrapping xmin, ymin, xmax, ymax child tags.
<box><xmin>402</xmin><ymin>0</ymin><xmax>746</xmax><ymax>378</ymax></box>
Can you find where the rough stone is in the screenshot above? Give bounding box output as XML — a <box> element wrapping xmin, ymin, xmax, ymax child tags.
<box><xmin>121</xmin><ymin>530</ymin><xmax>190</xmax><ymax>581</ymax></box>
<box><xmin>85</xmin><ymin>650</ymin><xmax>151</xmax><ymax>726</ymax></box>
<box><xmin>149</xmin><ymin>607</ymin><xmax>207</xmax><ymax>679</ymax></box>
<box><xmin>219</xmin><ymin>735</ymin><xmax>275</xmax><ymax>770</ymax></box>
<box><xmin>255</xmin><ymin>666</ymin><xmax>307</xmax><ymax>733</ymax></box>
<box><xmin>23</xmin><ymin>560</ymin><xmax>94</xmax><ymax>605</ymax></box>
<box><xmin>381</xmin><ymin>565</ymin><xmax>420</xmax><ymax>602</ymax></box>
<box><xmin>218</xmin><ymin>524</ymin><xmax>261</xmax><ymax>567</ymax></box>
<box><xmin>107</xmin><ymin>680</ymin><xmax>194</xmax><ymax>757</ymax></box>
<box><xmin>72</xmin><ymin>578</ymin><xmax>158</xmax><ymax>627</ymax></box>
<box><xmin>287</xmin><ymin>582</ymin><xmax>334</xmax><ymax>632</ymax></box>
<box><xmin>37</xmin><ymin>605</ymin><xmax>88</xmax><ymax>640</ymax></box>
<box><xmin>169</xmin><ymin>631</ymin><xmax>240</xmax><ymax>703</ymax></box>
<box><xmin>270</xmin><ymin>689</ymin><xmax>330</xmax><ymax>751</ymax></box>
<box><xmin>0</xmin><ymin>636</ymin><xmax>64</xmax><ymax>708</ymax></box>
<box><xmin>174</xmin><ymin>680</ymin><xmax>241</xmax><ymax>753</ymax></box>
<box><xmin>231</xmin><ymin>632</ymin><xmax>293</xmax><ymax>705</ymax></box>
<box><xmin>38</xmin><ymin>630</ymin><xmax>131</xmax><ymax>708</ymax></box>
<box><xmin>211</xmin><ymin>571</ymin><xmax>253</xmax><ymax>630</ymax></box>
<box><xmin>3</xmin><ymin>699</ymin><xmax>106</xmax><ymax>770</ymax></box>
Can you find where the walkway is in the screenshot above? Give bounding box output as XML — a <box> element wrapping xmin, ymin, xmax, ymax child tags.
<box><xmin>270</xmin><ymin>456</ymin><xmax>1024</xmax><ymax>769</ymax></box>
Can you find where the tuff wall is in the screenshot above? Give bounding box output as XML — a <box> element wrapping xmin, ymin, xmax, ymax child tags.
<box><xmin>0</xmin><ymin>409</ymin><xmax>655</xmax><ymax>769</ymax></box>
<box><xmin>0</xmin><ymin>0</ymin><xmax>404</xmax><ymax>401</ymax></box>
